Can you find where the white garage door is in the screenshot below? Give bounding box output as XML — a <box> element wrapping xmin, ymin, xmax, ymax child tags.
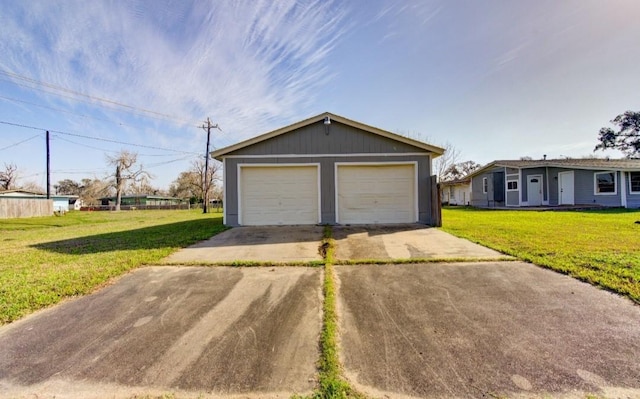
<box><xmin>337</xmin><ymin>164</ymin><xmax>416</xmax><ymax>224</ymax></box>
<box><xmin>240</xmin><ymin>165</ymin><xmax>319</xmax><ymax>225</ymax></box>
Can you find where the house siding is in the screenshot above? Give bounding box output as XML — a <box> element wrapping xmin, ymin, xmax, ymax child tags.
<box><xmin>226</xmin><ymin>121</ymin><xmax>422</xmax><ymax>156</ymax></box>
<box><xmin>573</xmin><ymin>169</ymin><xmax>622</xmax><ymax>206</ymax></box>
<box><xmin>471</xmin><ymin>168</ymin><xmax>499</xmax><ymax>207</ymax></box>
<box><xmin>626</xmin><ymin>172</ymin><xmax>640</xmax><ymax>208</ymax></box>
<box><xmin>224</xmin><ymin>156</ymin><xmax>432</xmax><ymax>225</ymax></box>
<box><xmin>222</xmin><ymin>119</ymin><xmax>435</xmax><ymax>226</ymax></box>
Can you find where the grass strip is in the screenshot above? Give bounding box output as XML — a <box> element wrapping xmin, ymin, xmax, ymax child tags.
<box><xmin>334</xmin><ymin>256</ymin><xmax>515</xmax><ymax>265</ymax></box>
<box><xmin>158</xmin><ymin>260</ymin><xmax>325</xmax><ymax>267</ymax></box>
<box><xmin>308</xmin><ymin>225</ymin><xmax>364</xmax><ymax>399</ymax></box>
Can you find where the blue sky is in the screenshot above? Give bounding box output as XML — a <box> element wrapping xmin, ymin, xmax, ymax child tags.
<box><xmin>1</xmin><ymin>0</ymin><xmax>639</xmax><ymax>190</ymax></box>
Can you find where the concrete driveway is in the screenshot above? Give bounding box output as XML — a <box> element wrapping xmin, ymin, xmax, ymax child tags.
<box><xmin>335</xmin><ymin>262</ymin><xmax>640</xmax><ymax>399</ymax></box>
<box><xmin>164</xmin><ymin>226</ymin><xmax>324</xmax><ymax>263</ymax></box>
<box><xmin>0</xmin><ymin>266</ymin><xmax>322</xmax><ymax>399</ymax></box>
<box><xmin>333</xmin><ymin>225</ymin><xmax>506</xmax><ymax>260</ymax></box>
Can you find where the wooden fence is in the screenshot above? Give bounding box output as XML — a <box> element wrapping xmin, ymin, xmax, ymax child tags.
<box><xmin>0</xmin><ymin>198</ymin><xmax>53</xmax><ymax>219</ymax></box>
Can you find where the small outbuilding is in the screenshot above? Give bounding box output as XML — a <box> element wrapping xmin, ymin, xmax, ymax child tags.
<box><xmin>212</xmin><ymin>112</ymin><xmax>444</xmax><ymax>226</ymax></box>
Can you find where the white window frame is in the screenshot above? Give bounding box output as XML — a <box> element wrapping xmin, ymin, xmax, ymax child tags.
<box><xmin>507</xmin><ymin>180</ymin><xmax>518</xmax><ymax>191</ymax></box>
<box><xmin>593</xmin><ymin>171</ymin><xmax>617</xmax><ymax>196</ymax></box>
<box><xmin>629</xmin><ymin>171</ymin><xmax>640</xmax><ymax>194</ymax></box>
<box><xmin>482</xmin><ymin>177</ymin><xmax>488</xmax><ymax>194</ymax></box>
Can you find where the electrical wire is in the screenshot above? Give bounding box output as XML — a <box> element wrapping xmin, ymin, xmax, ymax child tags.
<box><xmin>0</xmin><ymin>134</ymin><xmax>41</xmax><ymax>152</ymax></box>
<box><xmin>52</xmin><ymin>134</ymin><xmax>181</xmax><ymax>157</ymax></box>
<box><xmin>0</xmin><ymin>120</ymin><xmax>201</xmax><ymax>155</ymax></box>
<box><xmin>0</xmin><ymin>70</ymin><xmax>197</xmax><ymax>125</ymax></box>
<box><xmin>0</xmin><ymin>94</ymin><xmax>139</xmax><ymax>129</ymax></box>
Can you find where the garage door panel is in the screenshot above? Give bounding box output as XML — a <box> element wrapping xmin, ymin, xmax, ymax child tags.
<box><xmin>240</xmin><ymin>166</ymin><xmax>319</xmax><ymax>225</ymax></box>
<box><xmin>337</xmin><ymin>164</ymin><xmax>415</xmax><ymax>224</ymax></box>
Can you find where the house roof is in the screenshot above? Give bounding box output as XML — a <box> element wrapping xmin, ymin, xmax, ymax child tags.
<box><xmin>469</xmin><ymin>158</ymin><xmax>640</xmax><ymax>178</ymax></box>
<box><xmin>0</xmin><ymin>189</ymin><xmax>46</xmax><ymax>196</ymax></box>
<box><xmin>440</xmin><ymin>178</ymin><xmax>471</xmax><ymax>186</ymax></box>
<box><xmin>211</xmin><ymin>112</ymin><xmax>445</xmax><ymax>160</ymax></box>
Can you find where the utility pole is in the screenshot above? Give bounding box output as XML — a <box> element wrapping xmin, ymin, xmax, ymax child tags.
<box><xmin>199</xmin><ymin>118</ymin><xmax>221</xmax><ymax>213</ymax></box>
<box><xmin>46</xmin><ymin>130</ymin><xmax>50</xmax><ymax>199</ymax></box>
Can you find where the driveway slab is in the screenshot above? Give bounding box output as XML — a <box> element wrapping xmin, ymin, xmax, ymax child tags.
<box><xmin>333</xmin><ymin>225</ymin><xmax>504</xmax><ymax>261</ymax></box>
<box><xmin>0</xmin><ymin>266</ymin><xmax>322</xmax><ymax>398</ymax></box>
<box><xmin>164</xmin><ymin>226</ymin><xmax>324</xmax><ymax>263</ymax></box>
<box><xmin>335</xmin><ymin>262</ymin><xmax>640</xmax><ymax>399</ymax></box>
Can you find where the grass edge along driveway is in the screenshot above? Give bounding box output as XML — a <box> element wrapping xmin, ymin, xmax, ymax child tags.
<box><xmin>0</xmin><ymin>210</ymin><xmax>226</xmax><ymax>325</ymax></box>
<box><xmin>440</xmin><ymin>207</ymin><xmax>640</xmax><ymax>304</ymax></box>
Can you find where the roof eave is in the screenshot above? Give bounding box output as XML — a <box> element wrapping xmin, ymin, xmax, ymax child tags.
<box><xmin>211</xmin><ymin>112</ymin><xmax>445</xmax><ymax>160</ymax></box>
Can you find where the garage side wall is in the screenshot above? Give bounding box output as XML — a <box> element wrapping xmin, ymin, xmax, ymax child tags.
<box><xmin>224</xmin><ymin>155</ymin><xmax>433</xmax><ymax>226</ymax></box>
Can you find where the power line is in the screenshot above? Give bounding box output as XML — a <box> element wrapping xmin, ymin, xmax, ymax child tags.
<box><xmin>0</xmin><ymin>120</ymin><xmax>200</xmax><ymax>155</ymax></box>
<box><xmin>52</xmin><ymin>134</ymin><xmax>181</xmax><ymax>157</ymax></box>
<box><xmin>0</xmin><ymin>94</ymin><xmax>139</xmax><ymax>128</ymax></box>
<box><xmin>0</xmin><ymin>133</ymin><xmax>41</xmax><ymax>152</ymax></box>
<box><xmin>0</xmin><ymin>70</ymin><xmax>196</xmax><ymax>125</ymax></box>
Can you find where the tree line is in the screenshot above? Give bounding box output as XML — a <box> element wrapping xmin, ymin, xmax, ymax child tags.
<box><xmin>1</xmin><ymin>150</ymin><xmax>221</xmax><ymax>209</ymax></box>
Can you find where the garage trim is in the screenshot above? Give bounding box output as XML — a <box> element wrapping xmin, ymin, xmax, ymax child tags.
<box><xmin>237</xmin><ymin>163</ymin><xmax>321</xmax><ymax>225</ymax></box>
<box><xmin>334</xmin><ymin>161</ymin><xmax>419</xmax><ymax>224</ymax></box>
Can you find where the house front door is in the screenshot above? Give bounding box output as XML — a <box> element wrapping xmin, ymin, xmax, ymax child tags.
<box><xmin>558</xmin><ymin>171</ymin><xmax>575</xmax><ymax>205</ymax></box>
<box><xmin>527</xmin><ymin>175</ymin><xmax>543</xmax><ymax>206</ymax></box>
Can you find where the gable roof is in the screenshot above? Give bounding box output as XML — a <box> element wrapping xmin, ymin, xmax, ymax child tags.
<box><xmin>469</xmin><ymin>158</ymin><xmax>640</xmax><ymax>178</ymax></box>
<box><xmin>211</xmin><ymin>112</ymin><xmax>444</xmax><ymax>160</ymax></box>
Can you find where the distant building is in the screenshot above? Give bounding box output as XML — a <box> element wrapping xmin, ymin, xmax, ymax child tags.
<box><xmin>99</xmin><ymin>194</ymin><xmax>186</xmax><ymax>207</ymax></box>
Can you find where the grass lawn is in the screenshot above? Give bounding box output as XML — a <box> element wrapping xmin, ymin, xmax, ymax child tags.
<box><xmin>441</xmin><ymin>207</ymin><xmax>640</xmax><ymax>303</ymax></box>
<box><xmin>0</xmin><ymin>209</ymin><xmax>225</xmax><ymax>325</ymax></box>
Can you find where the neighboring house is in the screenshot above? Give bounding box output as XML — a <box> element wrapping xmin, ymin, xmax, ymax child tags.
<box><xmin>468</xmin><ymin>158</ymin><xmax>640</xmax><ymax>208</ymax></box>
<box><xmin>99</xmin><ymin>195</ymin><xmax>185</xmax><ymax>207</ymax></box>
<box><xmin>211</xmin><ymin>112</ymin><xmax>444</xmax><ymax>226</ymax></box>
<box><xmin>0</xmin><ymin>190</ymin><xmax>54</xmax><ymax>218</ymax></box>
<box><xmin>441</xmin><ymin>178</ymin><xmax>471</xmax><ymax>206</ymax></box>
<box><xmin>0</xmin><ymin>190</ymin><xmax>75</xmax><ymax>212</ymax></box>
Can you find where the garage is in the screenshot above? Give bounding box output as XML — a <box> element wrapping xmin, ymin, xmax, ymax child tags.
<box><xmin>239</xmin><ymin>165</ymin><xmax>320</xmax><ymax>225</ymax></box>
<box><xmin>212</xmin><ymin>112</ymin><xmax>443</xmax><ymax>226</ymax></box>
<box><xmin>336</xmin><ymin>163</ymin><xmax>417</xmax><ymax>224</ymax></box>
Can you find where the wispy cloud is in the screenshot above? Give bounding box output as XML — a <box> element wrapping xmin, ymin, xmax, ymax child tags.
<box><xmin>0</xmin><ymin>0</ymin><xmax>348</xmax><ymax>147</ymax></box>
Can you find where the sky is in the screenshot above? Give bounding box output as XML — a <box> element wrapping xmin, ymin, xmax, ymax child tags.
<box><xmin>1</xmin><ymin>0</ymin><xmax>639</xmax><ymax>191</ymax></box>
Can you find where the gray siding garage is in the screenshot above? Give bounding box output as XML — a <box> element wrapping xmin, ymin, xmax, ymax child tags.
<box><xmin>212</xmin><ymin>112</ymin><xmax>444</xmax><ymax>226</ymax></box>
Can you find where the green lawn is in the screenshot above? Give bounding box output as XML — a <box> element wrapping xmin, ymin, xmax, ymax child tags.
<box><xmin>441</xmin><ymin>207</ymin><xmax>640</xmax><ymax>303</ymax></box>
<box><xmin>0</xmin><ymin>210</ymin><xmax>225</xmax><ymax>325</ymax></box>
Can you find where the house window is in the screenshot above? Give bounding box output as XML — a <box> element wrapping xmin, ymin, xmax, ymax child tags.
<box><xmin>507</xmin><ymin>181</ymin><xmax>518</xmax><ymax>191</ymax></box>
<box><xmin>630</xmin><ymin>172</ymin><xmax>640</xmax><ymax>194</ymax></box>
<box><xmin>482</xmin><ymin>177</ymin><xmax>488</xmax><ymax>194</ymax></box>
<box><xmin>594</xmin><ymin>171</ymin><xmax>617</xmax><ymax>195</ymax></box>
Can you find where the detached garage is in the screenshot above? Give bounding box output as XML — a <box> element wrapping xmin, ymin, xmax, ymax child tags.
<box><xmin>212</xmin><ymin>112</ymin><xmax>444</xmax><ymax>226</ymax></box>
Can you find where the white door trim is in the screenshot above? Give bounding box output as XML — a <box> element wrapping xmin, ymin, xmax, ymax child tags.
<box><xmin>334</xmin><ymin>161</ymin><xmax>418</xmax><ymax>224</ymax></box>
<box><xmin>237</xmin><ymin>163</ymin><xmax>321</xmax><ymax>225</ymax></box>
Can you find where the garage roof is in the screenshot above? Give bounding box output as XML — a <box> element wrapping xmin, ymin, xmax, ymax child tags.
<box><xmin>211</xmin><ymin>112</ymin><xmax>444</xmax><ymax>160</ymax></box>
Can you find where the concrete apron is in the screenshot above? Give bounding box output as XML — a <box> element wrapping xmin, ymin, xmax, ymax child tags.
<box><xmin>164</xmin><ymin>225</ymin><xmax>325</xmax><ymax>263</ymax></box>
<box><xmin>333</xmin><ymin>224</ymin><xmax>506</xmax><ymax>261</ymax></box>
<box><xmin>165</xmin><ymin>224</ymin><xmax>505</xmax><ymax>265</ymax></box>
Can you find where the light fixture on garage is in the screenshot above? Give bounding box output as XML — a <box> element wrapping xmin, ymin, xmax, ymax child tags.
<box><xmin>324</xmin><ymin>116</ymin><xmax>331</xmax><ymax>135</ymax></box>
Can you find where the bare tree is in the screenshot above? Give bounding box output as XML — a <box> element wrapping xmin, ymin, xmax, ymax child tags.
<box><xmin>434</xmin><ymin>142</ymin><xmax>460</xmax><ymax>182</ymax></box>
<box><xmin>169</xmin><ymin>158</ymin><xmax>220</xmax><ymax>206</ymax></box>
<box><xmin>0</xmin><ymin>163</ymin><xmax>18</xmax><ymax>190</ymax></box>
<box><xmin>106</xmin><ymin>150</ymin><xmax>150</xmax><ymax>211</ymax></box>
